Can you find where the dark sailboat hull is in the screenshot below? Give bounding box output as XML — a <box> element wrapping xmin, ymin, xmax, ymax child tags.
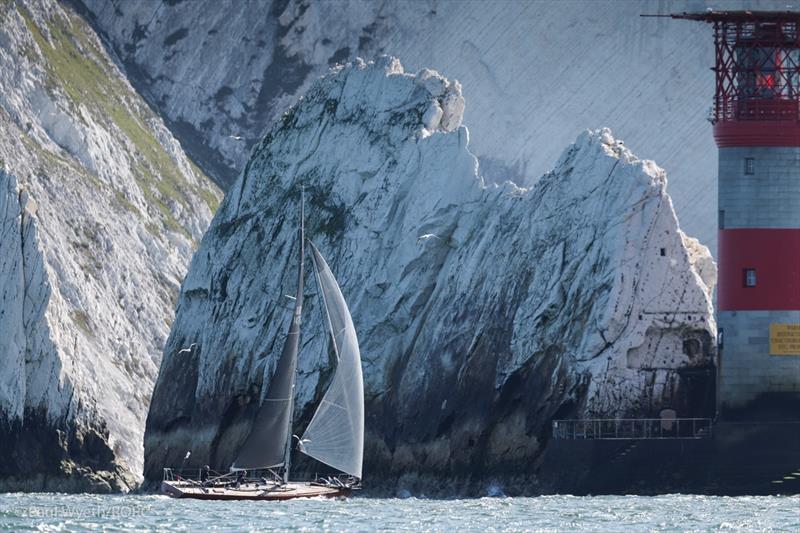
<box><xmin>160</xmin><ymin>480</ymin><xmax>350</xmax><ymax>500</ymax></box>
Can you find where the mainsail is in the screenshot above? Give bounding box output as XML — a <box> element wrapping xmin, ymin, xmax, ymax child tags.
<box><xmin>300</xmin><ymin>243</ymin><xmax>365</xmax><ymax>479</ymax></box>
<box><xmin>234</xmin><ymin>209</ymin><xmax>304</xmax><ymax>471</ymax></box>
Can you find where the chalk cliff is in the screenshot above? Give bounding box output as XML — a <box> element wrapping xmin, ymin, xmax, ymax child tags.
<box><xmin>75</xmin><ymin>0</ymin><xmax>783</xmax><ymax>254</ymax></box>
<box><xmin>145</xmin><ymin>58</ymin><xmax>715</xmax><ymax>494</ymax></box>
<box><xmin>0</xmin><ymin>0</ymin><xmax>219</xmax><ymax>492</ymax></box>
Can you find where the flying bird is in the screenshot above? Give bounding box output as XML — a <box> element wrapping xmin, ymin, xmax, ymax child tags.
<box><xmin>177</xmin><ymin>343</ymin><xmax>197</xmax><ymax>356</ymax></box>
<box><xmin>417</xmin><ymin>233</ymin><xmax>440</xmax><ymax>244</ymax></box>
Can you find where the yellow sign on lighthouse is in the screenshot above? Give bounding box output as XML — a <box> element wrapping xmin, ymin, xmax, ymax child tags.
<box><xmin>769</xmin><ymin>324</ymin><xmax>800</xmax><ymax>355</ymax></box>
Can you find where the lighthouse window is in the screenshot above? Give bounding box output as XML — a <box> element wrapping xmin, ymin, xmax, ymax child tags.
<box><xmin>744</xmin><ymin>268</ymin><xmax>757</xmax><ymax>288</ymax></box>
<box><xmin>744</xmin><ymin>157</ymin><xmax>755</xmax><ymax>175</ymax></box>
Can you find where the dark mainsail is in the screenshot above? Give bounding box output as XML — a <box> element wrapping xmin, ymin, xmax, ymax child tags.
<box><xmin>234</xmin><ymin>202</ymin><xmax>304</xmax><ymax>473</ymax></box>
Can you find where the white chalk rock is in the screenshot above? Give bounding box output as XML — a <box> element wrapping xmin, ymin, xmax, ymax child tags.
<box><xmin>146</xmin><ymin>58</ymin><xmax>715</xmax><ymax>488</ymax></box>
<box><xmin>0</xmin><ymin>0</ymin><xmax>219</xmax><ymax>492</ymax></box>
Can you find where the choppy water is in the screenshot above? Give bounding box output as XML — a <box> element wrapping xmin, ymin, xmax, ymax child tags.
<box><xmin>0</xmin><ymin>493</ymin><xmax>798</xmax><ymax>532</ymax></box>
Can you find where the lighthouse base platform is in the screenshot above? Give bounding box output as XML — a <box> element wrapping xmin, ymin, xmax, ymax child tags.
<box><xmin>541</xmin><ymin>420</ymin><xmax>800</xmax><ymax>495</ymax></box>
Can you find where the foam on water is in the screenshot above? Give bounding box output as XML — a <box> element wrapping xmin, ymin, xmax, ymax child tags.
<box><xmin>0</xmin><ymin>493</ymin><xmax>798</xmax><ymax>532</ymax></box>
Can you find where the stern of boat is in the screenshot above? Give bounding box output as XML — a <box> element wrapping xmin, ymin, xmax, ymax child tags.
<box><xmin>161</xmin><ymin>468</ymin><xmax>186</xmax><ymax>498</ymax></box>
<box><xmin>161</xmin><ymin>479</ymin><xmax>188</xmax><ymax>498</ymax></box>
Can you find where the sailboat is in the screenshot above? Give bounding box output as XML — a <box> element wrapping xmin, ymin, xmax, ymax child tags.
<box><xmin>161</xmin><ymin>193</ymin><xmax>364</xmax><ymax>500</ymax></box>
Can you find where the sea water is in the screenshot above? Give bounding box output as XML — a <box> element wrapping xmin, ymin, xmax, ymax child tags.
<box><xmin>0</xmin><ymin>493</ymin><xmax>798</xmax><ymax>532</ymax></box>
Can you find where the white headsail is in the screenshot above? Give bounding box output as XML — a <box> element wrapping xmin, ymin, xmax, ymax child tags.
<box><xmin>300</xmin><ymin>243</ymin><xmax>365</xmax><ymax>479</ymax></box>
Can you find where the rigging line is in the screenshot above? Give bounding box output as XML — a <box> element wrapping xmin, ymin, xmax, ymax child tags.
<box><xmin>259</xmin><ymin>232</ymin><xmax>300</xmax><ymax>404</ymax></box>
<box><xmin>311</xmin><ymin>247</ymin><xmax>336</xmax><ymax>368</ymax></box>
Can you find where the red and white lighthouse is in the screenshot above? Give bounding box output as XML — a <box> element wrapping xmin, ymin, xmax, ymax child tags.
<box><xmin>675</xmin><ymin>11</ymin><xmax>800</xmax><ymax>419</ymax></box>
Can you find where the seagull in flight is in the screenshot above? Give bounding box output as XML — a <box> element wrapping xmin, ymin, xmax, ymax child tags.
<box><xmin>177</xmin><ymin>343</ymin><xmax>197</xmax><ymax>356</ymax></box>
<box><xmin>417</xmin><ymin>233</ymin><xmax>440</xmax><ymax>244</ymax></box>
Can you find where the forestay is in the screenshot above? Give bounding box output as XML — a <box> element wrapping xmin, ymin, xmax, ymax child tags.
<box><xmin>300</xmin><ymin>243</ymin><xmax>364</xmax><ymax>479</ymax></box>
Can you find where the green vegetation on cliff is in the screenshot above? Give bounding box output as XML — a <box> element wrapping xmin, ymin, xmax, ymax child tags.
<box><xmin>19</xmin><ymin>5</ymin><xmax>220</xmax><ymax>238</ymax></box>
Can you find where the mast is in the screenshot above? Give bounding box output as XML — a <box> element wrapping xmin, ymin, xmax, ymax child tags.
<box><xmin>233</xmin><ymin>188</ymin><xmax>306</xmax><ymax>474</ymax></box>
<box><xmin>283</xmin><ymin>187</ymin><xmax>304</xmax><ymax>483</ymax></box>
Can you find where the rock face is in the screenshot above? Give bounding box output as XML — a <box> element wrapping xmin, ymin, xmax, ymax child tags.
<box><xmin>0</xmin><ymin>0</ymin><xmax>219</xmax><ymax>492</ymax></box>
<box><xmin>74</xmin><ymin>0</ymin><xmax>781</xmax><ymax>254</ymax></box>
<box><xmin>145</xmin><ymin>58</ymin><xmax>715</xmax><ymax>494</ymax></box>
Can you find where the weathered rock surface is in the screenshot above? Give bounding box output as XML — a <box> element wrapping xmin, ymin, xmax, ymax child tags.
<box><xmin>74</xmin><ymin>0</ymin><xmax>782</xmax><ymax>254</ymax></box>
<box><xmin>0</xmin><ymin>0</ymin><xmax>219</xmax><ymax>492</ymax></box>
<box><xmin>145</xmin><ymin>58</ymin><xmax>715</xmax><ymax>494</ymax></box>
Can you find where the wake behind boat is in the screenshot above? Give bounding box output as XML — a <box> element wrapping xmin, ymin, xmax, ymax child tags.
<box><xmin>161</xmin><ymin>192</ymin><xmax>364</xmax><ymax>501</ymax></box>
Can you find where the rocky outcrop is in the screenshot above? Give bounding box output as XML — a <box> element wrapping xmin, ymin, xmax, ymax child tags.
<box><xmin>74</xmin><ymin>0</ymin><xmax>780</xmax><ymax>254</ymax></box>
<box><xmin>0</xmin><ymin>0</ymin><xmax>219</xmax><ymax>492</ymax></box>
<box><xmin>145</xmin><ymin>58</ymin><xmax>715</xmax><ymax>494</ymax></box>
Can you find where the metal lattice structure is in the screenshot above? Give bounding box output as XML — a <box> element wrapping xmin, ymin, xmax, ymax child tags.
<box><xmin>713</xmin><ymin>19</ymin><xmax>800</xmax><ymax>123</ymax></box>
<box><xmin>672</xmin><ymin>11</ymin><xmax>800</xmax><ymax>124</ymax></box>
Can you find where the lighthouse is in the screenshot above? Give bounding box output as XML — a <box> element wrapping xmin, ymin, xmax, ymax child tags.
<box><xmin>673</xmin><ymin>11</ymin><xmax>800</xmax><ymax>419</ymax></box>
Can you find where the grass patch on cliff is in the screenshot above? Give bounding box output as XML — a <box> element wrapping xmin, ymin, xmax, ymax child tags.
<box><xmin>189</xmin><ymin>159</ymin><xmax>220</xmax><ymax>214</ymax></box>
<box><xmin>19</xmin><ymin>5</ymin><xmax>219</xmax><ymax>237</ymax></box>
<box><xmin>114</xmin><ymin>191</ymin><xmax>141</xmax><ymax>217</ymax></box>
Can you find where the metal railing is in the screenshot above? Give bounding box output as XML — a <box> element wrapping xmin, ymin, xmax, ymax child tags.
<box><xmin>552</xmin><ymin>418</ymin><xmax>713</xmax><ymax>440</ymax></box>
<box><xmin>163</xmin><ymin>466</ymin><xmax>278</xmax><ymax>483</ymax></box>
<box><xmin>162</xmin><ymin>466</ymin><xmax>354</xmax><ymax>485</ymax></box>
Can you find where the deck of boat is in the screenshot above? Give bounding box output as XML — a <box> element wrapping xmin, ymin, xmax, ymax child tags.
<box><xmin>161</xmin><ymin>480</ymin><xmax>348</xmax><ymax>500</ymax></box>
